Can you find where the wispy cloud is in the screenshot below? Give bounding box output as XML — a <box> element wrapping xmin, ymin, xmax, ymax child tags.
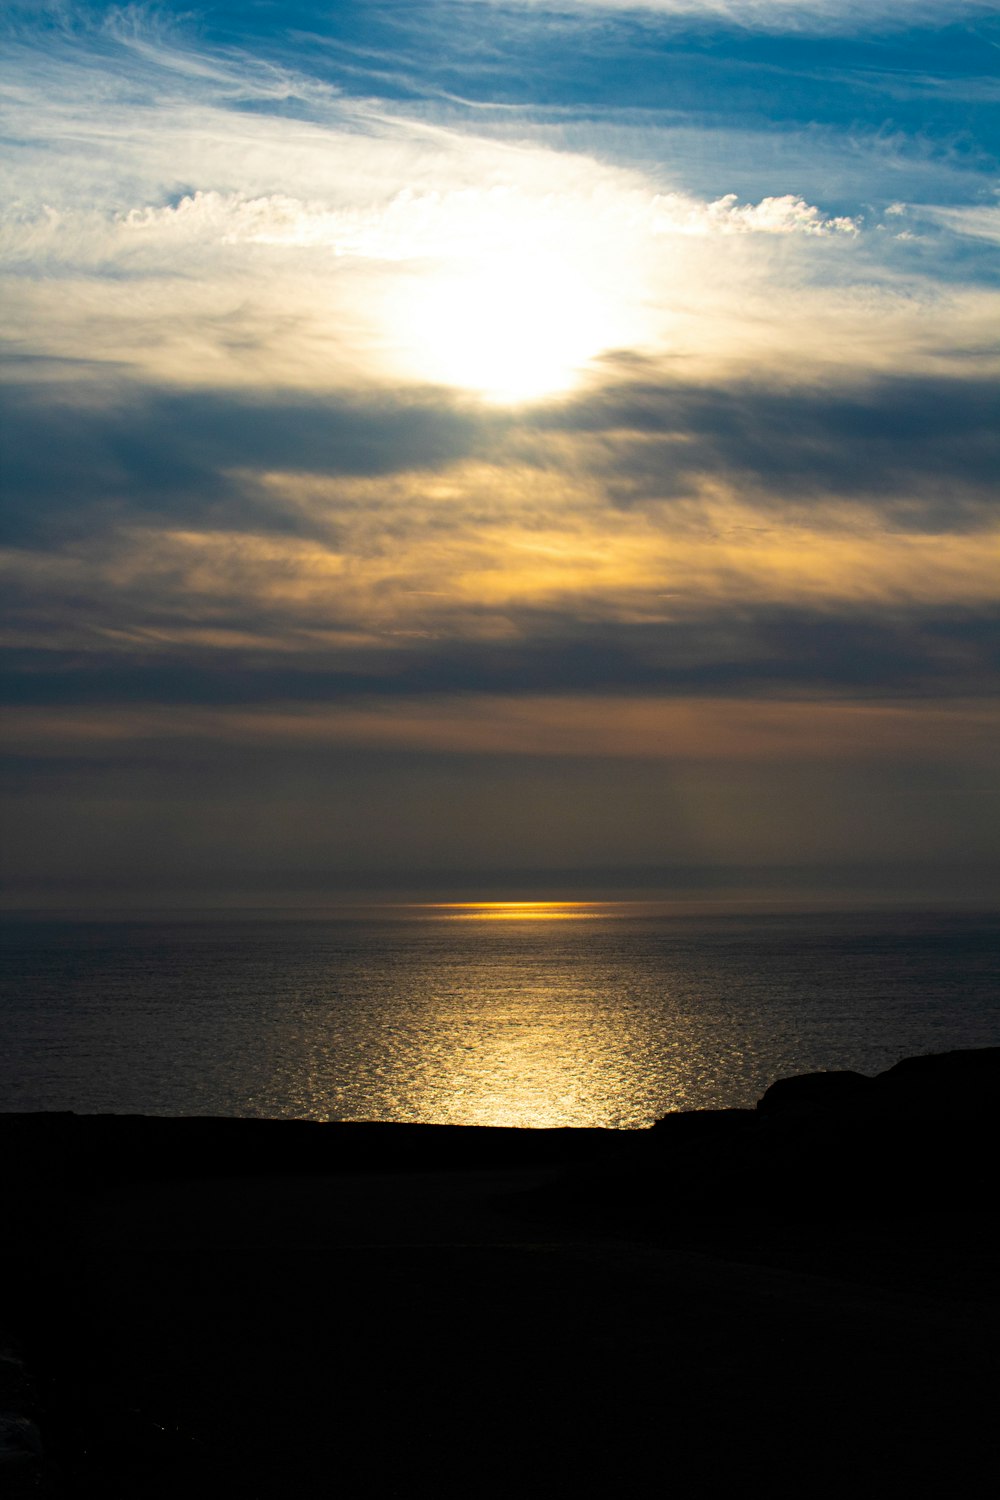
<box><xmin>486</xmin><ymin>1</ymin><xmax>1000</xmax><ymax>32</ymax></box>
<box><xmin>904</xmin><ymin>200</ymin><xmax>1000</xmax><ymax>243</ymax></box>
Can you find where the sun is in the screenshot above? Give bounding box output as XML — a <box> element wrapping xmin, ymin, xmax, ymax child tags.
<box><xmin>384</xmin><ymin>192</ymin><xmax>641</xmax><ymax>403</ymax></box>
<box><xmin>402</xmin><ymin>250</ymin><xmax>617</xmax><ymax>402</ymax></box>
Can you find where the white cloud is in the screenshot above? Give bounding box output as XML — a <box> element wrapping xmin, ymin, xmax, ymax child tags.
<box><xmin>652</xmin><ymin>192</ymin><xmax>858</xmax><ymax>236</ymax></box>
<box><xmin>488</xmin><ymin>1</ymin><xmax>1000</xmax><ymax>33</ymax></box>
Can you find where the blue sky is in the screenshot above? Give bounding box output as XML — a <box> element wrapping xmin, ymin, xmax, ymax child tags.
<box><xmin>2</xmin><ymin>1</ymin><xmax>998</xmax><ymax>907</ymax></box>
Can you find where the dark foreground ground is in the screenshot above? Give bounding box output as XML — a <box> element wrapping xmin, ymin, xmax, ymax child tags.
<box><xmin>3</xmin><ymin>1048</ymin><xmax>998</xmax><ymax>1497</ymax></box>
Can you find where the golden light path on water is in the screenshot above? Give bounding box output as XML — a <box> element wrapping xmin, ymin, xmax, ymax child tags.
<box><xmin>285</xmin><ymin>901</ymin><xmax>695</xmax><ymax>1129</ymax></box>
<box><xmin>397</xmin><ymin>978</ymin><xmax>640</xmax><ymax>1128</ymax></box>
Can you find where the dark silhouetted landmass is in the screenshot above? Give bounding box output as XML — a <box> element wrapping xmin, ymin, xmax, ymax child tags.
<box><xmin>2</xmin><ymin>1048</ymin><xmax>998</xmax><ymax>1496</ymax></box>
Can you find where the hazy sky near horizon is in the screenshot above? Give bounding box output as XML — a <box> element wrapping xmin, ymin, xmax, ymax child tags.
<box><xmin>2</xmin><ymin>0</ymin><xmax>998</xmax><ymax>906</ymax></box>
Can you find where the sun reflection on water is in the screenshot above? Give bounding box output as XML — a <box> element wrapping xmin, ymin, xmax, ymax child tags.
<box><xmin>417</xmin><ymin>901</ymin><xmax>619</xmax><ymax>922</ymax></box>
<box><xmin>402</xmin><ymin>988</ymin><xmax>636</xmax><ymax>1128</ymax></box>
<box><xmin>253</xmin><ymin>905</ymin><xmax>743</xmax><ymax>1127</ymax></box>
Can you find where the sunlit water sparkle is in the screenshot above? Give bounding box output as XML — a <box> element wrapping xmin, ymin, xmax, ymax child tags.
<box><xmin>1</xmin><ymin>909</ymin><xmax>997</xmax><ymax>1126</ymax></box>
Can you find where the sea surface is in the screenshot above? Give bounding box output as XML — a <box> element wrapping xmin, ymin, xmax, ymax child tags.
<box><xmin>1</xmin><ymin>906</ymin><xmax>997</xmax><ymax>1127</ymax></box>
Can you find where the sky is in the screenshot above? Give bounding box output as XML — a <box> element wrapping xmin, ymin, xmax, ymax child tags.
<box><xmin>1</xmin><ymin>0</ymin><xmax>998</xmax><ymax>910</ymax></box>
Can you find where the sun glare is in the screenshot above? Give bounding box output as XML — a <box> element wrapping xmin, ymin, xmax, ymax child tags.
<box><xmin>424</xmin><ymin>901</ymin><xmax>613</xmax><ymax>921</ymax></box>
<box><xmin>385</xmin><ymin>190</ymin><xmax>642</xmax><ymax>402</ymax></box>
<box><xmin>404</xmin><ymin>251</ymin><xmax>617</xmax><ymax>402</ymax></box>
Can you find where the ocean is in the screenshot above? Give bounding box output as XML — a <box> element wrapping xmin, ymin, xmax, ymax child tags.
<box><xmin>1</xmin><ymin>906</ymin><xmax>997</xmax><ymax>1127</ymax></box>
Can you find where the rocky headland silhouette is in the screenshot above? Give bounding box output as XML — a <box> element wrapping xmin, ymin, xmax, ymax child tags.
<box><xmin>2</xmin><ymin>1047</ymin><xmax>997</xmax><ymax>1496</ymax></box>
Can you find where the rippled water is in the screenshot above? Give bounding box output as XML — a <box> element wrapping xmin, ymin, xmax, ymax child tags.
<box><xmin>1</xmin><ymin>908</ymin><xmax>997</xmax><ymax>1126</ymax></box>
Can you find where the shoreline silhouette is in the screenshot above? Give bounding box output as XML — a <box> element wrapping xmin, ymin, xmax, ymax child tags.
<box><xmin>3</xmin><ymin>1047</ymin><xmax>998</xmax><ymax>1496</ymax></box>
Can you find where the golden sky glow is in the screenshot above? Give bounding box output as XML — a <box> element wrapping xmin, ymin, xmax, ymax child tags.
<box><xmin>419</xmin><ymin>901</ymin><xmax>617</xmax><ymax>920</ymax></box>
<box><xmin>3</xmin><ymin>477</ymin><xmax>996</xmax><ymax>665</ymax></box>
